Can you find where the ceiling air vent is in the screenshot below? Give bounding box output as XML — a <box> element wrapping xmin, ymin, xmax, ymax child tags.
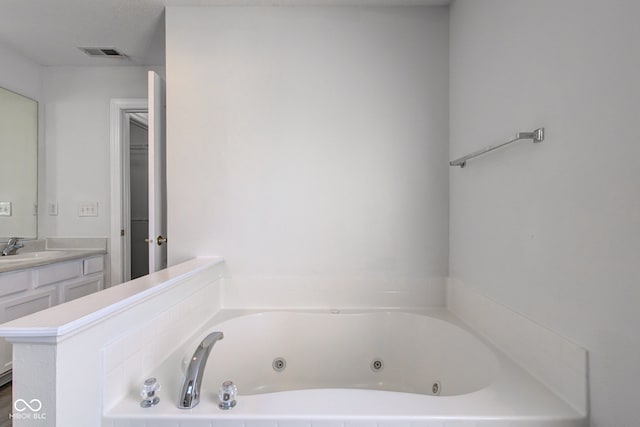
<box><xmin>78</xmin><ymin>47</ymin><xmax>127</xmax><ymax>58</ymax></box>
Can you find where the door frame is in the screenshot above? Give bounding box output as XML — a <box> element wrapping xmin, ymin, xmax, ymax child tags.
<box><xmin>147</xmin><ymin>71</ymin><xmax>168</xmax><ymax>273</ymax></box>
<box><xmin>110</xmin><ymin>98</ymin><xmax>147</xmax><ymax>286</ymax></box>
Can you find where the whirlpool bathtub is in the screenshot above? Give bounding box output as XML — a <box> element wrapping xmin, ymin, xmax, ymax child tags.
<box><xmin>105</xmin><ymin>310</ymin><xmax>586</xmax><ymax>426</ymax></box>
<box><xmin>186</xmin><ymin>311</ymin><xmax>498</xmax><ymax>397</ymax></box>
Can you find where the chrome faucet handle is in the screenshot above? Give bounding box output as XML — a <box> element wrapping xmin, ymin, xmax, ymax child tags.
<box><xmin>2</xmin><ymin>237</ymin><xmax>23</xmax><ymax>256</ymax></box>
<box><xmin>140</xmin><ymin>377</ymin><xmax>161</xmax><ymax>408</ymax></box>
<box><xmin>218</xmin><ymin>380</ymin><xmax>237</xmax><ymax>410</ymax></box>
<box><xmin>7</xmin><ymin>237</ymin><xmax>22</xmax><ymax>246</ymax></box>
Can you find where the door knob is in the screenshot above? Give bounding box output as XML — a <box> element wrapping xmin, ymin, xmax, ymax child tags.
<box><xmin>145</xmin><ymin>236</ymin><xmax>167</xmax><ymax>245</ymax></box>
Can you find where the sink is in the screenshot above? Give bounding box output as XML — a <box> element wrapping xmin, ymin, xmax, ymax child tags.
<box><xmin>0</xmin><ymin>251</ymin><xmax>68</xmax><ymax>263</ymax></box>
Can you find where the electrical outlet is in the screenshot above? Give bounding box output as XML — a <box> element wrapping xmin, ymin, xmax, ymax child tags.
<box><xmin>0</xmin><ymin>202</ymin><xmax>11</xmax><ymax>216</ymax></box>
<box><xmin>78</xmin><ymin>202</ymin><xmax>98</xmax><ymax>217</ymax></box>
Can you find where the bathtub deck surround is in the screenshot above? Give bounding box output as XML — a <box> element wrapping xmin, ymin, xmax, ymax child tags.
<box><xmin>221</xmin><ymin>276</ymin><xmax>448</xmax><ymax>309</ymax></box>
<box><xmin>0</xmin><ymin>258</ymin><xmax>586</xmax><ymax>426</ymax></box>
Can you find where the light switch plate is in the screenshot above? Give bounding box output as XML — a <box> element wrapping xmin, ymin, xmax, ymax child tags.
<box><xmin>0</xmin><ymin>202</ymin><xmax>11</xmax><ymax>216</ymax></box>
<box><xmin>78</xmin><ymin>202</ymin><xmax>98</xmax><ymax>217</ymax></box>
<box><xmin>48</xmin><ymin>202</ymin><xmax>58</xmax><ymax>216</ymax></box>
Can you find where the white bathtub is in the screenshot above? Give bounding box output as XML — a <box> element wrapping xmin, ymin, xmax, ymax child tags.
<box><xmin>105</xmin><ymin>309</ymin><xmax>586</xmax><ymax>427</ymax></box>
<box><xmin>196</xmin><ymin>311</ymin><xmax>499</xmax><ymax>397</ymax></box>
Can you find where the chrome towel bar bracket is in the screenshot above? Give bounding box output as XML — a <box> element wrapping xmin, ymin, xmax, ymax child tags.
<box><xmin>450</xmin><ymin>127</ymin><xmax>545</xmax><ymax>168</ymax></box>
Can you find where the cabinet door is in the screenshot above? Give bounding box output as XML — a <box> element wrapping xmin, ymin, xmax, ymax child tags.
<box><xmin>60</xmin><ymin>274</ymin><xmax>104</xmax><ymax>303</ymax></box>
<box><xmin>0</xmin><ymin>289</ymin><xmax>57</xmax><ymax>374</ymax></box>
<box><xmin>0</xmin><ymin>289</ymin><xmax>57</xmax><ymax>322</ymax></box>
<box><xmin>0</xmin><ymin>270</ymin><xmax>31</xmax><ymax>297</ymax></box>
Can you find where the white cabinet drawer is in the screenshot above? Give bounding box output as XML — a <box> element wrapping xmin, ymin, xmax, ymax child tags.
<box><xmin>83</xmin><ymin>256</ymin><xmax>104</xmax><ymax>276</ymax></box>
<box><xmin>0</xmin><ymin>270</ymin><xmax>30</xmax><ymax>297</ymax></box>
<box><xmin>34</xmin><ymin>260</ymin><xmax>82</xmax><ymax>288</ymax></box>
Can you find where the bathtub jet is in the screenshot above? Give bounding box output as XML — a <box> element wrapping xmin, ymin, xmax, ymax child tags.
<box><xmin>178</xmin><ymin>331</ymin><xmax>224</xmax><ymax>409</ymax></box>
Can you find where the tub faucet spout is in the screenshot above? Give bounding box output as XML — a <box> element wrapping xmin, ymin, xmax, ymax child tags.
<box><xmin>178</xmin><ymin>331</ymin><xmax>224</xmax><ymax>409</ymax></box>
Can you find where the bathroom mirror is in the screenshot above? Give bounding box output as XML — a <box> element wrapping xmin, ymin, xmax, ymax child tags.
<box><xmin>0</xmin><ymin>86</ymin><xmax>38</xmax><ymax>241</ymax></box>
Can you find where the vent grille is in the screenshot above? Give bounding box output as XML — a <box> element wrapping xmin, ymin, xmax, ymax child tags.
<box><xmin>78</xmin><ymin>47</ymin><xmax>127</xmax><ymax>58</ymax></box>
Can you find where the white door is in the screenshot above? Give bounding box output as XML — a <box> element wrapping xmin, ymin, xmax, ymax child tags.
<box><xmin>147</xmin><ymin>71</ymin><xmax>167</xmax><ymax>272</ymax></box>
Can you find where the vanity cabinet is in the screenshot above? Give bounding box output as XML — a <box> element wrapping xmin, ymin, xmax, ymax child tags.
<box><xmin>0</xmin><ymin>254</ymin><xmax>105</xmax><ymax>382</ymax></box>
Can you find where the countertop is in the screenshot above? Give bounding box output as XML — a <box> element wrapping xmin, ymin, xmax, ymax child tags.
<box><xmin>0</xmin><ymin>249</ymin><xmax>107</xmax><ymax>273</ymax></box>
<box><xmin>0</xmin><ymin>238</ymin><xmax>108</xmax><ymax>274</ymax></box>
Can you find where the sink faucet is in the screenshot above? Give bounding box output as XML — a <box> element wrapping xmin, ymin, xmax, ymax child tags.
<box><xmin>2</xmin><ymin>237</ymin><xmax>24</xmax><ymax>256</ymax></box>
<box><xmin>178</xmin><ymin>331</ymin><xmax>224</xmax><ymax>409</ymax></box>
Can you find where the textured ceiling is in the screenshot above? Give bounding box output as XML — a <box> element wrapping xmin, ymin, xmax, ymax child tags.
<box><xmin>0</xmin><ymin>0</ymin><xmax>450</xmax><ymax>66</ymax></box>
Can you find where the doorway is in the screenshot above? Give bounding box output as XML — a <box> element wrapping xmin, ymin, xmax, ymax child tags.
<box><xmin>110</xmin><ymin>72</ymin><xmax>166</xmax><ymax>286</ymax></box>
<box><xmin>110</xmin><ymin>98</ymin><xmax>147</xmax><ymax>285</ymax></box>
<box><xmin>128</xmin><ymin>114</ymin><xmax>149</xmax><ymax>279</ymax></box>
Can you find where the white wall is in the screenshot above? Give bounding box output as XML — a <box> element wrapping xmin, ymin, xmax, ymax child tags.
<box><xmin>41</xmin><ymin>67</ymin><xmax>150</xmax><ymax>238</ymax></box>
<box><xmin>0</xmin><ymin>42</ymin><xmax>41</xmax><ymax>102</ymax></box>
<box><xmin>166</xmin><ymin>6</ymin><xmax>449</xmax><ymax>295</ymax></box>
<box><xmin>449</xmin><ymin>1</ymin><xmax>640</xmax><ymax>425</ymax></box>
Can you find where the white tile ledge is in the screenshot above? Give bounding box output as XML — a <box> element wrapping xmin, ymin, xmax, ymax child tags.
<box><xmin>447</xmin><ymin>278</ymin><xmax>588</xmax><ymax>417</ymax></box>
<box><xmin>0</xmin><ymin>256</ymin><xmax>224</xmax><ymax>343</ymax></box>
